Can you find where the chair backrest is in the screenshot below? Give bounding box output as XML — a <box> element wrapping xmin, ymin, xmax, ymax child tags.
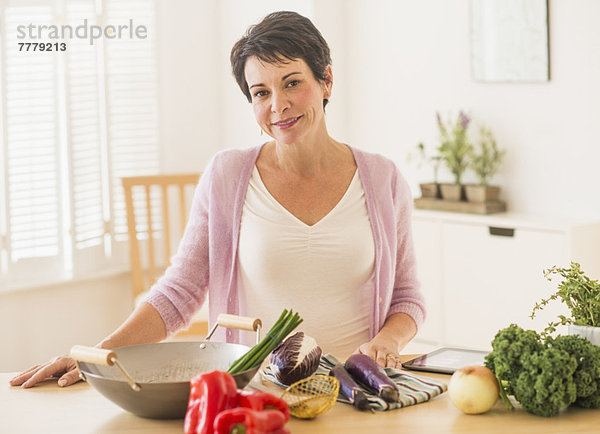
<box><xmin>122</xmin><ymin>173</ymin><xmax>201</xmax><ymax>304</ymax></box>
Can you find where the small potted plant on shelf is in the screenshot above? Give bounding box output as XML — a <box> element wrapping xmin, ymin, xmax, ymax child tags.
<box><xmin>408</xmin><ymin>142</ymin><xmax>442</xmax><ymax>198</ymax></box>
<box><xmin>530</xmin><ymin>262</ymin><xmax>600</xmax><ymax>345</ymax></box>
<box><xmin>465</xmin><ymin>127</ymin><xmax>506</xmax><ymax>203</ymax></box>
<box><xmin>436</xmin><ymin>111</ymin><xmax>472</xmax><ymax>201</ymax></box>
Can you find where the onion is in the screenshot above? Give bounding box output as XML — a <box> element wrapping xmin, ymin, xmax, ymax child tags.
<box><xmin>448</xmin><ymin>365</ymin><xmax>499</xmax><ymax>414</ymax></box>
<box><xmin>269</xmin><ymin>332</ymin><xmax>322</xmax><ymax>385</ymax></box>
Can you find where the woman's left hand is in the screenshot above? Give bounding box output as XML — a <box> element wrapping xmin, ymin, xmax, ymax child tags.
<box><xmin>353</xmin><ymin>331</ymin><xmax>403</xmax><ymax>369</ymax></box>
<box><xmin>352</xmin><ymin>312</ymin><xmax>417</xmax><ymax>369</ymax></box>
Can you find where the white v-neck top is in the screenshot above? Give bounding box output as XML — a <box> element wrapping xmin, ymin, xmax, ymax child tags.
<box><xmin>237</xmin><ymin>166</ymin><xmax>375</xmax><ymax>357</ymax></box>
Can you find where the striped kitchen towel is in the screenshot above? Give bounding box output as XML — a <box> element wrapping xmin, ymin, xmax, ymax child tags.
<box><xmin>260</xmin><ymin>353</ymin><xmax>447</xmax><ymax>411</ymax></box>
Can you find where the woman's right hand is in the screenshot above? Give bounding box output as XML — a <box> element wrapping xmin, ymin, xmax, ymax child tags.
<box><xmin>8</xmin><ymin>355</ymin><xmax>81</xmax><ymax>388</ymax></box>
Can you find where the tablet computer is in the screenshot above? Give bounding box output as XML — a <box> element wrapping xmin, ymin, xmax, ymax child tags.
<box><xmin>402</xmin><ymin>348</ymin><xmax>489</xmax><ymax>374</ymax></box>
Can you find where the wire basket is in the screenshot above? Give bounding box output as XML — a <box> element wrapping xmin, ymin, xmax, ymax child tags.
<box><xmin>281</xmin><ymin>374</ymin><xmax>339</xmax><ymax>419</ymax></box>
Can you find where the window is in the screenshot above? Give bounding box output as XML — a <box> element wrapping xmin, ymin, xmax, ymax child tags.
<box><xmin>0</xmin><ymin>0</ymin><xmax>160</xmax><ymax>289</ymax></box>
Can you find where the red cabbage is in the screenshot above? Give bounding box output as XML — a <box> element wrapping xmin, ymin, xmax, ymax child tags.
<box><xmin>269</xmin><ymin>332</ymin><xmax>322</xmax><ymax>385</ymax></box>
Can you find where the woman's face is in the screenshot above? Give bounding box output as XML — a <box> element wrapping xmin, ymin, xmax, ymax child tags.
<box><xmin>244</xmin><ymin>56</ymin><xmax>332</xmax><ymax>145</ymax></box>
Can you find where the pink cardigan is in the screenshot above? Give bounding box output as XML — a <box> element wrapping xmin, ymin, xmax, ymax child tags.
<box><xmin>145</xmin><ymin>144</ymin><xmax>426</xmax><ymax>343</ymax></box>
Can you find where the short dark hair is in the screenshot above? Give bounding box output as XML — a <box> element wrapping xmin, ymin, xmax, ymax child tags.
<box><xmin>230</xmin><ymin>11</ymin><xmax>332</xmax><ymax>107</ymax></box>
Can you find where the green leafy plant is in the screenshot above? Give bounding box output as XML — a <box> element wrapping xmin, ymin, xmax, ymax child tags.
<box><xmin>530</xmin><ymin>262</ymin><xmax>600</xmax><ymax>336</ymax></box>
<box><xmin>436</xmin><ymin>111</ymin><xmax>473</xmax><ymax>185</ymax></box>
<box><xmin>407</xmin><ymin>142</ymin><xmax>442</xmax><ymax>183</ymax></box>
<box><xmin>469</xmin><ymin>127</ymin><xmax>506</xmax><ymax>186</ymax></box>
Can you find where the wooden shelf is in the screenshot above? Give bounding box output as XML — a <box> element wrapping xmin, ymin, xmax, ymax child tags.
<box><xmin>414</xmin><ymin>198</ymin><xmax>506</xmax><ymax>215</ymax></box>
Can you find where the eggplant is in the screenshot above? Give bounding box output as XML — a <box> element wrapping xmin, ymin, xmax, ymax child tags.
<box><xmin>329</xmin><ymin>364</ymin><xmax>371</xmax><ymax>411</ymax></box>
<box><xmin>345</xmin><ymin>354</ymin><xmax>399</xmax><ymax>403</ymax></box>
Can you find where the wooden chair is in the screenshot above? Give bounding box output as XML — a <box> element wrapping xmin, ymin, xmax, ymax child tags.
<box><xmin>121</xmin><ymin>173</ymin><xmax>208</xmax><ymax>336</ymax></box>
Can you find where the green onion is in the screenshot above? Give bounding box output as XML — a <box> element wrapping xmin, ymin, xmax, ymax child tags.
<box><xmin>227</xmin><ymin>309</ymin><xmax>303</xmax><ymax>375</ymax></box>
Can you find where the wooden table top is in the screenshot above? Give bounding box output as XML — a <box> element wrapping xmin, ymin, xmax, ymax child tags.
<box><xmin>2</xmin><ymin>355</ymin><xmax>599</xmax><ymax>433</ymax></box>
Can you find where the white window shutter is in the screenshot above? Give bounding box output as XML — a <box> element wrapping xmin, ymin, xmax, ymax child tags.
<box><xmin>65</xmin><ymin>0</ymin><xmax>110</xmax><ymax>275</ymax></box>
<box><xmin>104</xmin><ymin>0</ymin><xmax>160</xmax><ymax>246</ymax></box>
<box><xmin>0</xmin><ymin>0</ymin><xmax>161</xmax><ymax>287</ymax></box>
<box><xmin>2</xmin><ymin>5</ymin><xmax>65</xmax><ymax>282</ymax></box>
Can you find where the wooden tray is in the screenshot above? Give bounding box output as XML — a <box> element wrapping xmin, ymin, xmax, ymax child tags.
<box><xmin>414</xmin><ymin>198</ymin><xmax>506</xmax><ymax>215</ymax></box>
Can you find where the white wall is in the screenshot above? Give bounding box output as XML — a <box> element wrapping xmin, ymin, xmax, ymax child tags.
<box><xmin>156</xmin><ymin>0</ymin><xmax>221</xmax><ymax>172</ymax></box>
<box><xmin>0</xmin><ymin>273</ymin><xmax>132</xmax><ymax>371</ymax></box>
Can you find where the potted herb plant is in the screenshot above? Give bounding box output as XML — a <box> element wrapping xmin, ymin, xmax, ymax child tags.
<box><xmin>408</xmin><ymin>142</ymin><xmax>442</xmax><ymax>199</ymax></box>
<box><xmin>436</xmin><ymin>111</ymin><xmax>472</xmax><ymax>201</ymax></box>
<box><xmin>465</xmin><ymin>127</ymin><xmax>506</xmax><ymax>203</ymax></box>
<box><xmin>530</xmin><ymin>262</ymin><xmax>600</xmax><ymax>345</ymax></box>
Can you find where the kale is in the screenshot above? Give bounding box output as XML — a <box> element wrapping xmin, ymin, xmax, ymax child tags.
<box><xmin>513</xmin><ymin>347</ymin><xmax>577</xmax><ymax>417</ymax></box>
<box><xmin>484</xmin><ymin>324</ymin><xmax>545</xmax><ymax>396</ymax></box>
<box><xmin>550</xmin><ymin>334</ymin><xmax>600</xmax><ymax>408</ymax></box>
<box><xmin>486</xmin><ymin>324</ymin><xmax>600</xmax><ymax>417</ymax></box>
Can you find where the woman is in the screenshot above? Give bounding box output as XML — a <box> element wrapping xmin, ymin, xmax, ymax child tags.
<box><xmin>10</xmin><ymin>11</ymin><xmax>425</xmax><ymax>389</ymax></box>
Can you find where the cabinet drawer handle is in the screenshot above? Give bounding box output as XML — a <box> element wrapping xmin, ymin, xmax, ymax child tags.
<box><xmin>489</xmin><ymin>226</ymin><xmax>515</xmax><ymax>237</ymax></box>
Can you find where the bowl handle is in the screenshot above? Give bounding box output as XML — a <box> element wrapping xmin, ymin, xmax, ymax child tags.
<box><xmin>71</xmin><ymin>345</ymin><xmax>116</xmax><ymax>366</ymax></box>
<box><xmin>205</xmin><ymin>314</ymin><xmax>262</xmax><ymax>344</ymax></box>
<box><xmin>70</xmin><ymin>345</ymin><xmax>141</xmax><ymax>392</ymax></box>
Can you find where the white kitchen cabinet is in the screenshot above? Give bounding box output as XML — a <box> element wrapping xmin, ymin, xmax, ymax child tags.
<box><xmin>412</xmin><ymin>217</ymin><xmax>444</xmax><ymax>344</ymax></box>
<box><xmin>411</xmin><ymin>210</ymin><xmax>600</xmax><ymax>351</ymax></box>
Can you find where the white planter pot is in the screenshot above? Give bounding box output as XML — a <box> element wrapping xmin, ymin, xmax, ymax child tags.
<box><xmin>568</xmin><ymin>324</ymin><xmax>600</xmax><ymax>346</ymax></box>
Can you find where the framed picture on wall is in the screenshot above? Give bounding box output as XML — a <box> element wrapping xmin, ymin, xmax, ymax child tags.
<box><xmin>470</xmin><ymin>0</ymin><xmax>550</xmax><ymax>82</ymax></box>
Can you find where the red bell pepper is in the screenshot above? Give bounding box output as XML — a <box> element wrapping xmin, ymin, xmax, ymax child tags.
<box><xmin>184</xmin><ymin>370</ymin><xmax>238</xmax><ymax>434</ymax></box>
<box><xmin>236</xmin><ymin>390</ymin><xmax>290</xmax><ymax>422</ymax></box>
<box><xmin>213</xmin><ymin>408</ymin><xmax>290</xmax><ymax>434</ymax></box>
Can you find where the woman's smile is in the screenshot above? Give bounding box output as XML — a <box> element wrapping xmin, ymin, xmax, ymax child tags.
<box><xmin>272</xmin><ymin>115</ymin><xmax>303</xmax><ymax>129</ymax></box>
